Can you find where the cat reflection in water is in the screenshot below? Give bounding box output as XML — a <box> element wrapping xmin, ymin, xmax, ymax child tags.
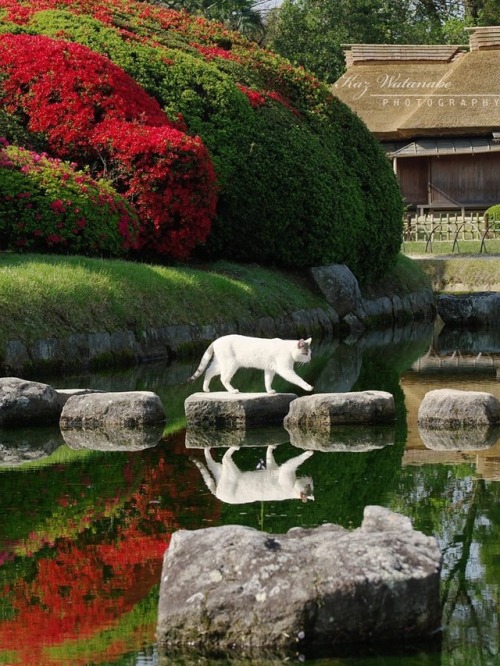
<box><xmin>188</xmin><ymin>334</ymin><xmax>313</xmax><ymax>394</ymax></box>
<box><xmin>193</xmin><ymin>445</ymin><xmax>314</xmax><ymax>504</ymax></box>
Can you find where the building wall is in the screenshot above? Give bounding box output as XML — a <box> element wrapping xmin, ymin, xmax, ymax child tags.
<box><xmin>397</xmin><ymin>153</ymin><xmax>500</xmax><ymax>208</ymax></box>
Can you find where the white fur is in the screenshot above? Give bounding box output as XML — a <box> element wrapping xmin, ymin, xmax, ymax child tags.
<box><xmin>188</xmin><ymin>334</ymin><xmax>313</xmax><ymax>393</ymax></box>
<box><xmin>193</xmin><ymin>446</ymin><xmax>314</xmax><ymax>504</ymax></box>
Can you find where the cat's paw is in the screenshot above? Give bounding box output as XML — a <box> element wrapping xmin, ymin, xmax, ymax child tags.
<box><xmin>304</xmin><ymin>383</ymin><xmax>313</xmax><ymax>391</ymax></box>
<box><xmin>266</xmin><ymin>389</ymin><xmax>277</xmax><ymax>394</ymax></box>
<box><xmin>203</xmin><ymin>387</ymin><xmax>211</xmax><ymax>392</ymax></box>
<box><xmin>229</xmin><ymin>388</ymin><xmax>240</xmax><ymax>394</ymax></box>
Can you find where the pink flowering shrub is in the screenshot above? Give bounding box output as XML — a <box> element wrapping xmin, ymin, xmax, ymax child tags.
<box><xmin>0</xmin><ymin>144</ymin><xmax>139</xmax><ymax>255</ymax></box>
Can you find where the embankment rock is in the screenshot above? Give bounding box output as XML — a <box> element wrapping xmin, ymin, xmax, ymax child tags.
<box><xmin>157</xmin><ymin>506</ymin><xmax>442</xmax><ymax>658</ymax></box>
<box><xmin>0</xmin><ymin>377</ymin><xmax>60</xmax><ymax>426</ymax></box>
<box><xmin>60</xmin><ymin>391</ymin><xmax>166</xmax><ymax>429</ymax></box>
<box><xmin>436</xmin><ymin>292</ymin><xmax>500</xmax><ymax>328</ymax></box>
<box><xmin>310</xmin><ymin>264</ymin><xmax>366</xmax><ymax>334</ymax></box>
<box><xmin>418</xmin><ymin>389</ymin><xmax>500</xmax><ymax>428</ymax></box>
<box><xmin>184</xmin><ymin>392</ymin><xmax>297</xmax><ymax>430</ymax></box>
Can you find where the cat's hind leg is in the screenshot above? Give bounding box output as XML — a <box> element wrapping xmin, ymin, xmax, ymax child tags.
<box><xmin>204</xmin><ymin>448</ymin><xmax>222</xmax><ymax>482</ymax></box>
<box><xmin>220</xmin><ymin>362</ymin><xmax>239</xmax><ymax>393</ymax></box>
<box><xmin>203</xmin><ymin>359</ymin><xmax>220</xmax><ymax>392</ymax></box>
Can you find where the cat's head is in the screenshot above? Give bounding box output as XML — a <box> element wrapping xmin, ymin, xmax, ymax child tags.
<box><xmin>294</xmin><ymin>337</ymin><xmax>312</xmax><ymax>364</ymax></box>
<box><xmin>295</xmin><ymin>476</ymin><xmax>314</xmax><ymax>502</ymax></box>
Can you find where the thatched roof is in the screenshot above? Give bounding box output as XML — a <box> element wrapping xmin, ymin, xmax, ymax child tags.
<box><xmin>334</xmin><ymin>28</ymin><xmax>500</xmax><ymax>140</ymax></box>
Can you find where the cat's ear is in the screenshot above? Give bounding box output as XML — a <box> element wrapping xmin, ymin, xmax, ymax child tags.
<box><xmin>298</xmin><ymin>338</ymin><xmax>311</xmax><ymax>348</ymax></box>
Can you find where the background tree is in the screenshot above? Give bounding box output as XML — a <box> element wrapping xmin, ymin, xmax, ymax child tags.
<box><xmin>266</xmin><ymin>0</ymin><xmax>500</xmax><ymax>83</ymax></box>
<box><xmin>145</xmin><ymin>0</ymin><xmax>266</xmax><ymax>40</ymax></box>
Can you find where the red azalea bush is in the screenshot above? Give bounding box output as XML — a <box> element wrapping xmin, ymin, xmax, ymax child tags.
<box><xmin>0</xmin><ymin>33</ymin><xmax>169</xmax><ymax>158</ymax></box>
<box><xmin>0</xmin><ymin>143</ymin><xmax>139</xmax><ymax>255</ymax></box>
<box><xmin>0</xmin><ymin>32</ymin><xmax>218</xmax><ymax>259</ymax></box>
<box><xmin>93</xmin><ymin>120</ymin><xmax>217</xmax><ymax>258</ymax></box>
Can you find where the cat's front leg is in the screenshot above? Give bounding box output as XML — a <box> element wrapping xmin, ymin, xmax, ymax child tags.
<box><xmin>264</xmin><ymin>369</ymin><xmax>276</xmax><ymax>393</ymax></box>
<box><xmin>278</xmin><ymin>367</ymin><xmax>313</xmax><ymax>392</ymax></box>
<box><xmin>221</xmin><ymin>381</ymin><xmax>239</xmax><ymax>393</ymax></box>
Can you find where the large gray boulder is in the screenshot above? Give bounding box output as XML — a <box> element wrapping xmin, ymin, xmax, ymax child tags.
<box><xmin>184</xmin><ymin>392</ymin><xmax>297</xmax><ymax>430</ymax></box>
<box><xmin>310</xmin><ymin>264</ymin><xmax>365</xmax><ymax>319</ymax></box>
<box><xmin>157</xmin><ymin>506</ymin><xmax>442</xmax><ymax>658</ymax></box>
<box><xmin>0</xmin><ymin>377</ymin><xmax>60</xmax><ymax>426</ymax></box>
<box><xmin>54</xmin><ymin>388</ymin><xmax>103</xmax><ymax>411</ymax></box>
<box><xmin>284</xmin><ymin>391</ymin><xmax>395</xmax><ymax>431</ymax></box>
<box><xmin>418</xmin><ymin>389</ymin><xmax>500</xmax><ymax>428</ymax></box>
<box><xmin>60</xmin><ymin>391</ymin><xmax>166</xmax><ymax>429</ymax></box>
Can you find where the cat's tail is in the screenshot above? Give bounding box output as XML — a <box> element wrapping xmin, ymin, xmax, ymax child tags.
<box><xmin>187</xmin><ymin>343</ymin><xmax>214</xmax><ymax>383</ymax></box>
<box><xmin>191</xmin><ymin>458</ymin><xmax>217</xmax><ymax>494</ymax></box>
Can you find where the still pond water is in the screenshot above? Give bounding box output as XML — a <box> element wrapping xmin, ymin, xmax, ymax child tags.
<box><xmin>0</xmin><ymin>322</ymin><xmax>499</xmax><ymax>666</ymax></box>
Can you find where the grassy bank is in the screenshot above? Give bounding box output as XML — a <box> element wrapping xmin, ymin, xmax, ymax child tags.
<box><xmin>0</xmin><ymin>253</ymin><xmax>431</xmax><ymax>351</ymax></box>
<box><xmin>402</xmin><ymin>250</ymin><xmax>500</xmax><ymax>292</ymax></box>
<box><xmin>0</xmin><ymin>253</ymin><xmax>330</xmax><ymax>349</ymax></box>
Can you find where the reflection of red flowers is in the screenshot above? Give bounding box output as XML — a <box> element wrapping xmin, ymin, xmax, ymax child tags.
<box><xmin>0</xmin><ymin>436</ymin><xmax>220</xmax><ymax>665</ymax></box>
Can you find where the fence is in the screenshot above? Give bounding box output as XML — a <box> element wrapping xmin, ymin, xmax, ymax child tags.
<box><xmin>402</xmin><ymin>210</ymin><xmax>500</xmax><ymax>253</ymax></box>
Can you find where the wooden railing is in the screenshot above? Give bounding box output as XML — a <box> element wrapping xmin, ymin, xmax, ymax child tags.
<box><xmin>402</xmin><ymin>210</ymin><xmax>500</xmax><ymax>253</ymax></box>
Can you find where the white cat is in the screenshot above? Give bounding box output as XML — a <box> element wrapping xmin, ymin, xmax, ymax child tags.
<box><xmin>188</xmin><ymin>334</ymin><xmax>313</xmax><ymax>393</ymax></box>
<box><xmin>193</xmin><ymin>445</ymin><xmax>314</xmax><ymax>504</ymax></box>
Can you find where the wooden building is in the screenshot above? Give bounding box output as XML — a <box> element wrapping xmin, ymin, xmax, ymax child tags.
<box><xmin>333</xmin><ymin>27</ymin><xmax>500</xmax><ymax>213</ymax></box>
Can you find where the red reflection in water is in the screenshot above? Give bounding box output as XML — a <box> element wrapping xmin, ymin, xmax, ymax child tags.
<box><xmin>0</xmin><ymin>433</ymin><xmax>219</xmax><ymax>665</ymax></box>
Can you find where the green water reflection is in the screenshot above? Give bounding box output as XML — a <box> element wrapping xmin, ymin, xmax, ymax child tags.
<box><xmin>0</xmin><ymin>322</ymin><xmax>498</xmax><ymax>665</ymax></box>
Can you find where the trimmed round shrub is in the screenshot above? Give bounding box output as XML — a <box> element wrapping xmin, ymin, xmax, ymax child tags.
<box><xmin>0</xmin><ymin>144</ymin><xmax>139</xmax><ymax>255</ymax></box>
<box><xmin>25</xmin><ymin>10</ymin><xmax>253</xmax><ymax>189</ymax></box>
<box><xmin>0</xmin><ymin>0</ymin><xmax>404</xmax><ymax>281</ymax></box>
<box><xmin>0</xmin><ymin>33</ymin><xmax>169</xmax><ymax>157</ymax></box>
<box><xmin>485</xmin><ymin>204</ymin><xmax>500</xmax><ymax>222</ymax></box>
